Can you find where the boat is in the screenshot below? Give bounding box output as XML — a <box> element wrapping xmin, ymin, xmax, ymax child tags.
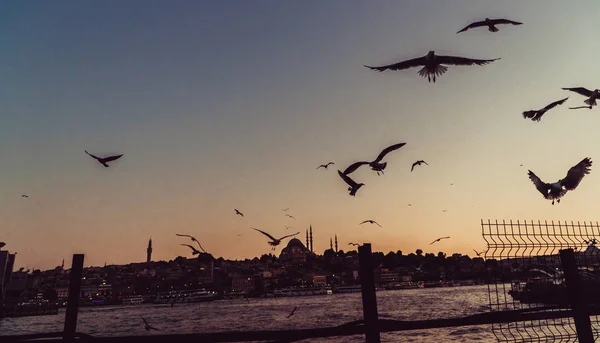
<box><xmin>122</xmin><ymin>295</ymin><xmax>145</xmax><ymax>305</ymax></box>
<box><xmin>268</xmin><ymin>286</ymin><xmax>329</xmax><ymax>297</ymax></box>
<box><xmin>153</xmin><ymin>289</ymin><xmax>218</xmax><ymax>304</ymax></box>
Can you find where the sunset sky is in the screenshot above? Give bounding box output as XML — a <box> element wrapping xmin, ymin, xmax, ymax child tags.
<box><xmin>1</xmin><ymin>0</ymin><xmax>600</xmax><ymax>270</ymax></box>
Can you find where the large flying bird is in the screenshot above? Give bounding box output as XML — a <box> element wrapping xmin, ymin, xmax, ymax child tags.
<box><xmin>528</xmin><ymin>157</ymin><xmax>592</xmax><ymax>205</ymax></box>
<box><xmin>360</xmin><ymin>220</ymin><xmax>382</xmax><ymax>227</ymax></box>
<box><xmin>411</xmin><ymin>160</ymin><xmax>429</xmax><ymax>172</ymax></box>
<box><xmin>343</xmin><ymin>143</ymin><xmax>407</xmax><ymax>176</ymax></box>
<box><xmin>364</xmin><ymin>51</ymin><xmax>500</xmax><ymax>83</ymax></box>
<box><xmin>522</xmin><ymin>97</ymin><xmax>569</xmax><ymax>122</ymax></box>
<box><xmin>251</xmin><ymin>228</ymin><xmax>299</xmax><ymax>251</ymax></box>
<box><xmin>317</xmin><ymin>162</ymin><xmax>335</xmax><ymax>170</ymax></box>
<box><xmin>175</xmin><ymin>234</ymin><xmax>206</xmax><ymax>252</ymax></box>
<box><xmin>337</xmin><ymin>170</ymin><xmax>364</xmax><ymax>197</ymax></box>
<box><xmin>430</xmin><ymin>236</ymin><xmax>450</xmax><ymax>245</ymax></box>
<box><xmin>562</xmin><ymin>87</ymin><xmax>600</xmax><ymax>107</ymax></box>
<box><xmin>85</xmin><ymin>151</ymin><xmax>123</xmax><ymax>168</ymax></box>
<box><xmin>456</xmin><ymin>18</ymin><xmax>522</xmax><ymax>34</ymax></box>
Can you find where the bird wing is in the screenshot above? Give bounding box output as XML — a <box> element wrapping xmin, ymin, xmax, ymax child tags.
<box><xmin>176</xmin><ymin>234</ymin><xmax>193</xmax><ymax>239</ymax></box>
<box><xmin>338</xmin><ymin>170</ymin><xmax>359</xmax><ymax>188</ymax></box>
<box><xmin>490</xmin><ymin>18</ymin><xmax>523</xmax><ymax>26</ymax></box>
<box><xmin>373</xmin><ymin>143</ymin><xmax>406</xmax><ymax>163</ymax></box>
<box><xmin>85</xmin><ymin>150</ymin><xmax>100</xmax><ymax>160</ymax></box>
<box><xmin>436</xmin><ymin>55</ymin><xmax>500</xmax><ymax>66</ymax></box>
<box><xmin>527</xmin><ymin>170</ymin><xmax>551</xmax><ymax>199</ymax></box>
<box><xmin>560</xmin><ymin>157</ymin><xmax>592</xmax><ymax>191</ymax></box>
<box><xmin>278</xmin><ymin>232</ymin><xmax>300</xmax><ymax>240</ymax></box>
<box><xmin>364</xmin><ymin>56</ymin><xmax>427</xmax><ymax>72</ymax></box>
<box><xmin>342</xmin><ymin>161</ymin><xmax>370</xmax><ymax>175</ymax></box>
<box><xmin>456</xmin><ymin>21</ymin><xmax>487</xmax><ymax>33</ymax></box>
<box><xmin>252</xmin><ymin>228</ymin><xmax>278</xmax><ymax>241</ymax></box>
<box><xmin>102</xmin><ymin>154</ymin><xmax>123</xmax><ymax>162</ymax></box>
<box><xmin>562</xmin><ymin>87</ymin><xmax>594</xmax><ymax>97</ymax></box>
<box><xmin>543</xmin><ymin>97</ymin><xmax>569</xmax><ymax>111</ymax></box>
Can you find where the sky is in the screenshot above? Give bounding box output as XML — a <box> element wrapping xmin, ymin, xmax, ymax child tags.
<box><xmin>1</xmin><ymin>0</ymin><xmax>599</xmax><ymax>270</ymax></box>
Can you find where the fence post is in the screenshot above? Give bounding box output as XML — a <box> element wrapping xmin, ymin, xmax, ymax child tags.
<box><xmin>559</xmin><ymin>248</ymin><xmax>594</xmax><ymax>343</ymax></box>
<box><xmin>358</xmin><ymin>243</ymin><xmax>381</xmax><ymax>343</ymax></box>
<box><xmin>63</xmin><ymin>254</ymin><xmax>84</xmax><ymax>341</ymax></box>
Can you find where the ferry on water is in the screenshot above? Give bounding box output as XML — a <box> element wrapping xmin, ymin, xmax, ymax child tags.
<box><xmin>153</xmin><ymin>289</ymin><xmax>218</xmax><ymax>304</ymax></box>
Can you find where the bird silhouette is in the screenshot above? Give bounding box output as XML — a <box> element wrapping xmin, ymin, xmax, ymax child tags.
<box><xmin>181</xmin><ymin>244</ymin><xmax>202</xmax><ymax>255</ymax></box>
<box><xmin>522</xmin><ymin>97</ymin><xmax>569</xmax><ymax>122</ymax></box>
<box><xmin>141</xmin><ymin>317</ymin><xmax>161</xmax><ymax>331</ymax></box>
<box><xmin>285</xmin><ymin>214</ymin><xmax>296</xmax><ymax>220</ymax></box>
<box><xmin>286</xmin><ymin>306</ymin><xmax>298</xmax><ymax>318</ymax></box>
<box><xmin>251</xmin><ymin>228</ymin><xmax>299</xmax><ymax>251</ymax></box>
<box><xmin>570</xmin><ymin>105</ymin><xmax>593</xmax><ymax>110</ymax></box>
<box><xmin>430</xmin><ymin>236</ymin><xmax>450</xmax><ymax>245</ymax></box>
<box><xmin>235</xmin><ymin>209</ymin><xmax>244</xmax><ymax>217</ymax></box>
<box><xmin>175</xmin><ymin>234</ymin><xmax>206</xmax><ymax>252</ymax></box>
<box><xmin>337</xmin><ymin>170</ymin><xmax>365</xmax><ymax>196</ymax></box>
<box><xmin>528</xmin><ymin>157</ymin><xmax>592</xmax><ymax>205</ymax></box>
<box><xmin>411</xmin><ymin>160</ymin><xmax>429</xmax><ymax>172</ymax></box>
<box><xmin>343</xmin><ymin>143</ymin><xmax>407</xmax><ymax>176</ymax></box>
<box><xmin>317</xmin><ymin>162</ymin><xmax>335</xmax><ymax>170</ymax></box>
<box><xmin>562</xmin><ymin>87</ymin><xmax>600</xmax><ymax>107</ymax></box>
<box><xmin>456</xmin><ymin>18</ymin><xmax>522</xmax><ymax>34</ymax></box>
<box><xmin>365</xmin><ymin>51</ymin><xmax>500</xmax><ymax>83</ymax></box>
<box><xmin>85</xmin><ymin>150</ymin><xmax>123</xmax><ymax>168</ymax></box>
<box><xmin>360</xmin><ymin>220</ymin><xmax>382</xmax><ymax>227</ymax></box>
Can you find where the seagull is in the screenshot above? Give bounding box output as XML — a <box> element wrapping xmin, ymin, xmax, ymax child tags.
<box><xmin>360</xmin><ymin>220</ymin><xmax>382</xmax><ymax>227</ymax></box>
<box><xmin>348</xmin><ymin>242</ymin><xmax>361</xmax><ymax>247</ymax></box>
<box><xmin>411</xmin><ymin>160</ymin><xmax>429</xmax><ymax>172</ymax></box>
<box><xmin>338</xmin><ymin>170</ymin><xmax>365</xmax><ymax>196</ymax></box>
<box><xmin>286</xmin><ymin>214</ymin><xmax>296</xmax><ymax>220</ymax></box>
<box><xmin>343</xmin><ymin>143</ymin><xmax>407</xmax><ymax>176</ymax></box>
<box><xmin>181</xmin><ymin>244</ymin><xmax>202</xmax><ymax>255</ymax></box>
<box><xmin>235</xmin><ymin>209</ymin><xmax>244</xmax><ymax>217</ymax></box>
<box><xmin>522</xmin><ymin>97</ymin><xmax>569</xmax><ymax>122</ymax></box>
<box><xmin>21</xmin><ymin>195</ymin><xmax>28</xmax><ymax>198</ymax></box>
<box><xmin>85</xmin><ymin>150</ymin><xmax>123</xmax><ymax>168</ymax></box>
<box><xmin>317</xmin><ymin>162</ymin><xmax>335</xmax><ymax>170</ymax></box>
<box><xmin>527</xmin><ymin>157</ymin><xmax>592</xmax><ymax>205</ymax></box>
<box><xmin>286</xmin><ymin>306</ymin><xmax>298</xmax><ymax>318</ymax></box>
<box><xmin>430</xmin><ymin>236</ymin><xmax>450</xmax><ymax>245</ymax></box>
<box><xmin>175</xmin><ymin>234</ymin><xmax>206</xmax><ymax>252</ymax></box>
<box><xmin>364</xmin><ymin>51</ymin><xmax>500</xmax><ymax>83</ymax></box>
<box><xmin>251</xmin><ymin>228</ymin><xmax>299</xmax><ymax>251</ymax></box>
<box><xmin>570</xmin><ymin>105</ymin><xmax>593</xmax><ymax>110</ymax></box>
<box><xmin>456</xmin><ymin>18</ymin><xmax>522</xmax><ymax>34</ymax></box>
<box><xmin>562</xmin><ymin>87</ymin><xmax>600</xmax><ymax>107</ymax></box>
<box><xmin>141</xmin><ymin>317</ymin><xmax>161</xmax><ymax>331</ymax></box>
<box><xmin>473</xmin><ymin>249</ymin><xmax>484</xmax><ymax>257</ymax></box>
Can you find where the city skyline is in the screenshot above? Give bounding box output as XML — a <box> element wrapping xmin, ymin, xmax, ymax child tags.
<box><xmin>2</xmin><ymin>0</ymin><xmax>600</xmax><ymax>269</ymax></box>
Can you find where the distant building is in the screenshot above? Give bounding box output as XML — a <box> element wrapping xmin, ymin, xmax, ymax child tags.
<box><xmin>279</xmin><ymin>238</ymin><xmax>309</xmax><ymax>263</ymax></box>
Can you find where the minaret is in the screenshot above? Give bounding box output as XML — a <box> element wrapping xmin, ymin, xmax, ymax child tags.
<box><xmin>335</xmin><ymin>234</ymin><xmax>338</xmax><ymax>253</ymax></box>
<box><xmin>309</xmin><ymin>224</ymin><xmax>313</xmax><ymax>253</ymax></box>
<box><xmin>146</xmin><ymin>237</ymin><xmax>152</xmax><ymax>264</ymax></box>
<box><xmin>330</xmin><ymin>237</ymin><xmax>333</xmax><ymax>250</ymax></box>
<box><xmin>306</xmin><ymin>229</ymin><xmax>309</xmax><ymax>251</ymax></box>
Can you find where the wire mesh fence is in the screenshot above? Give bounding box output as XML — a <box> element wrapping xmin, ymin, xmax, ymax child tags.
<box><xmin>482</xmin><ymin>219</ymin><xmax>600</xmax><ymax>342</ymax></box>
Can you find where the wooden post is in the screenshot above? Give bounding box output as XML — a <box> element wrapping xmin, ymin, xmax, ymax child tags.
<box><xmin>63</xmin><ymin>254</ymin><xmax>84</xmax><ymax>341</ymax></box>
<box><xmin>559</xmin><ymin>248</ymin><xmax>594</xmax><ymax>343</ymax></box>
<box><xmin>358</xmin><ymin>243</ymin><xmax>381</xmax><ymax>343</ymax></box>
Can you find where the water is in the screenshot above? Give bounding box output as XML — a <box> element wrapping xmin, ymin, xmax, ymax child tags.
<box><xmin>1</xmin><ymin>285</ymin><xmax>498</xmax><ymax>342</ymax></box>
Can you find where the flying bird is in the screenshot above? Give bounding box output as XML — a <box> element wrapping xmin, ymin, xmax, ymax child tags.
<box><xmin>286</xmin><ymin>214</ymin><xmax>296</xmax><ymax>220</ymax></box>
<box><xmin>181</xmin><ymin>244</ymin><xmax>202</xmax><ymax>255</ymax></box>
<box><xmin>562</xmin><ymin>87</ymin><xmax>600</xmax><ymax>107</ymax></box>
<box><xmin>235</xmin><ymin>209</ymin><xmax>244</xmax><ymax>217</ymax></box>
<box><xmin>286</xmin><ymin>306</ymin><xmax>298</xmax><ymax>318</ymax></box>
<box><xmin>360</xmin><ymin>220</ymin><xmax>382</xmax><ymax>227</ymax></box>
<box><xmin>570</xmin><ymin>105</ymin><xmax>593</xmax><ymax>110</ymax></box>
<box><xmin>85</xmin><ymin>150</ymin><xmax>123</xmax><ymax>168</ymax></box>
<box><xmin>175</xmin><ymin>234</ymin><xmax>206</xmax><ymax>252</ymax></box>
<box><xmin>338</xmin><ymin>170</ymin><xmax>365</xmax><ymax>196</ymax></box>
<box><xmin>473</xmin><ymin>249</ymin><xmax>484</xmax><ymax>257</ymax></box>
<box><xmin>430</xmin><ymin>236</ymin><xmax>450</xmax><ymax>245</ymax></box>
<box><xmin>317</xmin><ymin>162</ymin><xmax>335</xmax><ymax>170</ymax></box>
<box><xmin>251</xmin><ymin>228</ymin><xmax>299</xmax><ymax>251</ymax></box>
<box><xmin>522</xmin><ymin>97</ymin><xmax>569</xmax><ymax>122</ymax></box>
<box><xmin>527</xmin><ymin>157</ymin><xmax>592</xmax><ymax>205</ymax></box>
<box><xmin>456</xmin><ymin>18</ymin><xmax>522</xmax><ymax>34</ymax></box>
<box><xmin>343</xmin><ymin>143</ymin><xmax>407</xmax><ymax>176</ymax></box>
<box><xmin>364</xmin><ymin>51</ymin><xmax>500</xmax><ymax>83</ymax></box>
<box><xmin>141</xmin><ymin>317</ymin><xmax>161</xmax><ymax>331</ymax></box>
<box><xmin>411</xmin><ymin>160</ymin><xmax>429</xmax><ymax>172</ymax></box>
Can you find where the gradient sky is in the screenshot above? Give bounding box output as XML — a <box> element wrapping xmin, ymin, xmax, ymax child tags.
<box><xmin>1</xmin><ymin>0</ymin><xmax>599</xmax><ymax>270</ymax></box>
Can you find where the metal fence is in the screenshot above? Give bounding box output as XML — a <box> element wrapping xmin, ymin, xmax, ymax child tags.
<box><xmin>482</xmin><ymin>219</ymin><xmax>600</xmax><ymax>342</ymax></box>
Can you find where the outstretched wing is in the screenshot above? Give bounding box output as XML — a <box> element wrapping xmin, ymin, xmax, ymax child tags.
<box><xmin>364</xmin><ymin>56</ymin><xmax>426</xmax><ymax>72</ymax></box>
<box><xmin>561</xmin><ymin>157</ymin><xmax>592</xmax><ymax>191</ymax></box>
<box><xmin>543</xmin><ymin>97</ymin><xmax>569</xmax><ymax>111</ymax></box>
<box><xmin>527</xmin><ymin>170</ymin><xmax>551</xmax><ymax>199</ymax></box>
<box><xmin>490</xmin><ymin>19</ymin><xmax>523</xmax><ymax>26</ymax></box>
<box><xmin>342</xmin><ymin>161</ymin><xmax>369</xmax><ymax>175</ymax></box>
<box><xmin>85</xmin><ymin>150</ymin><xmax>100</xmax><ymax>160</ymax></box>
<box><xmin>562</xmin><ymin>87</ymin><xmax>594</xmax><ymax>97</ymax></box>
<box><xmin>436</xmin><ymin>55</ymin><xmax>500</xmax><ymax>66</ymax></box>
<box><xmin>373</xmin><ymin>143</ymin><xmax>406</xmax><ymax>163</ymax></box>
<box><xmin>456</xmin><ymin>20</ymin><xmax>487</xmax><ymax>33</ymax></box>
<box><xmin>338</xmin><ymin>170</ymin><xmax>359</xmax><ymax>188</ymax></box>
<box><xmin>278</xmin><ymin>232</ymin><xmax>300</xmax><ymax>241</ymax></box>
<box><xmin>252</xmin><ymin>228</ymin><xmax>278</xmax><ymax>241</ymax></box>
<box><xmin>103</xmin><ymin>154</ymin><xmax>123</xmax><ymax>162</ymax></box>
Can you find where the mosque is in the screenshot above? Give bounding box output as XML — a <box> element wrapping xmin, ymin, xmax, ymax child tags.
<box><xmin>278</xmin><ymin>224</ymin><xmax>339</xmax><ymax>263</ymax></box>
